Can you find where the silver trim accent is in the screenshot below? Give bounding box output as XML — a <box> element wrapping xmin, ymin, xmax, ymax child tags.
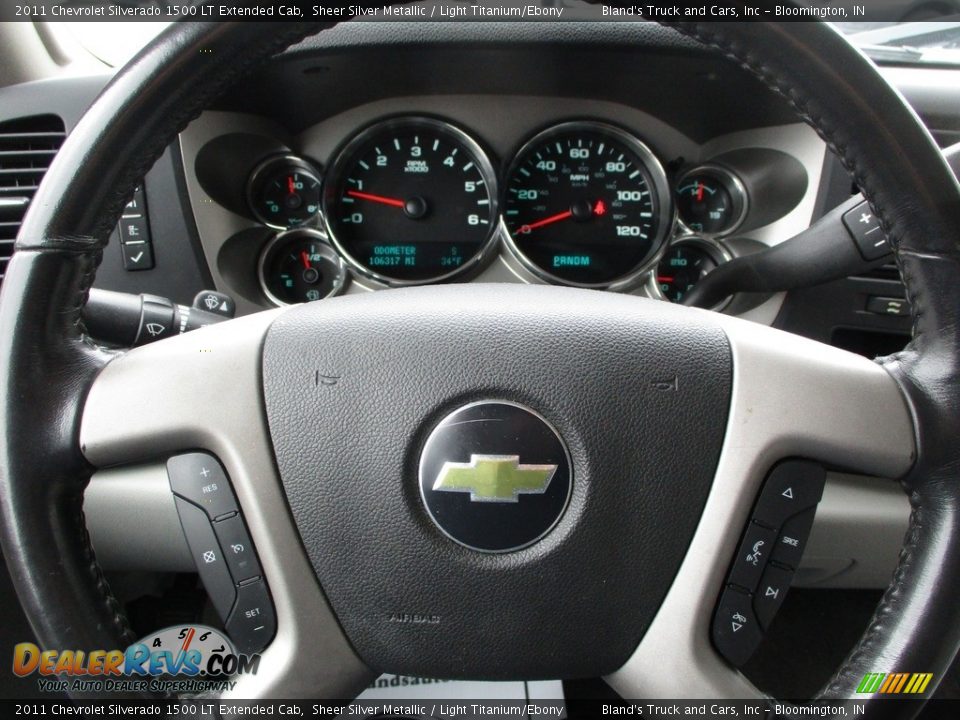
<box><xmin>418</xmin><ymin>400</ymin><xmax>573</xmax><ymax>554</ymax></box>
<box><xmin>257</xmin><ymin>227</ymin><xmax>347</xmax><ymax>307</ymax></box>
<box><xmin>605</xmin><ymin>311</ymin><xmax>915</xmax><ymax>699</ymax></box>
<box><xmin>647</xmin><ymin>234</ymin><xmax>734</xmax><ymax>312</ymax></box>
<box><xmin>80</xmin><ymin>310</ymin><xmax>372</xmax><ymax>699</ymax></box>
<box><xmin>321</xmin><ymin>116</ymin><xmax>501</xmax><ymax>287</ymax></box>
<box><xmin>499</xmin><ymin>120</ymin><xmax>674</xmax><ymax>292</ymax></box>
<box><xmin>246</xmin><ymin>154</ymin><xmax>324</xmax><ymax>231</ymax></box>
<box><xmin>84</xmin><ymin>464</ymin><xmax>192</xmax><ymax>573</ymax></box>
<box><xmin>0</xmin><ymin>196</ymin><xmax>29</xmax><ymax>210</ymax></box>
<box><xmin>675</xmin><ymin>164</ymin><xmax>749</xmax><ymax>239</ymax></box>
<box><xmin>79</xmin><ymin>292</ymin><xmax>914</xmax><ymax>698</ymax></box>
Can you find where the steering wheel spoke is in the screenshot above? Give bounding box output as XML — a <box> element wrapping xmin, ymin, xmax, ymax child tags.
<box><xmin>608</xmin><ymin>315</ymin><xmax>915</xmax><ymax>699</ymax></box>
<box><xmin>81</xmin><ymin>311</ymin><xmax>372</xmax><ymax>698</ymax></box>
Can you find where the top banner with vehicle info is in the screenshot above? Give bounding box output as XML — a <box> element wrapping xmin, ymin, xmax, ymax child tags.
<box><xmin>2</xmin><ymin>1</ymin><xmax>952</xmax><ymax>24</ymax></box>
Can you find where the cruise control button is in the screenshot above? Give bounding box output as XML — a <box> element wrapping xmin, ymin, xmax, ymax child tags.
<box><xmin>226</xmin><ymin>579</ymin><xmax>276</xmax><ymax>655</ymax></box>
<box><xmin>174</xmin><ymin>497</ymin><xmax>236</xmax><ymax>620</ymax></box>
<box><xmin>772</xmin><ymin>508</ymin><xmax>816</xmax><ymax>570</ymax></box>
<box><xmin>753</xmin><ymin>460</ymin><xmax>825</xmax><ymax>529</ymax></box>
<box><xmin>727</xmin><ymin>522</ymin><xmax>777</xmax><ymax>592</ymax></box>
<box><xmin>754</xmin><ymin>563</ymin><xmax>795</xmax><ymax>630</ymax></box>
<box><xmin>712</xmin><ymin>585</ymin><xmax>762</xmax><ymax>667</ymax></box>
<box><xmin>213</xmin><ymin>514</ymin><xmax>262</xmax><ymax>584</ymax></box>
<box><xmin>167</xmin><ymin>453</ymin><xmax>238</xmax><ymax>520</ymax></box>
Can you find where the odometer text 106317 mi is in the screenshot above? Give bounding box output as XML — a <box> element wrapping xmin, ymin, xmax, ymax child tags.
<box><xmin>502</xmin><ymin>122</ymin><xmax>672</xmax><ymax>288</ymax></box>
<box><xmin>322</xmin><ymin>117</ymin><xmax>499</xmax><ymax>285</ymax></box>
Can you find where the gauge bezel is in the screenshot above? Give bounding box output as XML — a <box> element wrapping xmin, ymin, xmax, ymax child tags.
<box><xmin>499</xmin><ymin>120</ymin><xmax>674</xmax><ymax>292</ymax></box>
<box><xmin>257</xmin><ymin>228</ymin><xmax>347</xmax><ymax>307</ymax></box>
<box><xmin>321</xmin><ymin>116</ymin><xmax>500</xmax><ymax>287</ymax></box>
<box><xmin>246</xmin><ymin>154</ymin><xmax>324</xmax><ymax>231</ymax></box>
<box><xmin>648</xmin><ymin>234</ymin><xmax>734</xmax><ymax>311</ymax></box>
<box><xmin>675</xmin><ymin>164</ymin><xmax>749</xmax><ymax>239</ymax></box>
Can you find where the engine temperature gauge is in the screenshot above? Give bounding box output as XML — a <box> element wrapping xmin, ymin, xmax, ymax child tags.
<box><xmin>653</xmin><ymin>236</ymin><xmax>732</xmax><ymax>309</ymax></box>
<box><xmin>248</xmin><ymin>155</ymin><xmax>322</xmax><ymax>229</ymax></box>
<box><xmin>258</xmin><ymin>229</ymin><xmax>347</xmax><ymax>306</ymax></box>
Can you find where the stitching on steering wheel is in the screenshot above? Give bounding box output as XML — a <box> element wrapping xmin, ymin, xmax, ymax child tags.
<box><xmin>667</xmin><ymin>22</ymin><xmax>943</xmax><ymax>701</ymax></box>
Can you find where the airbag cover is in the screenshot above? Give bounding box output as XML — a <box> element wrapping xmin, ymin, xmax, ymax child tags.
<box><xmin>262</xmin><ymin>284</ymin><xmax>731</xmax><ymax>679</ymax></box>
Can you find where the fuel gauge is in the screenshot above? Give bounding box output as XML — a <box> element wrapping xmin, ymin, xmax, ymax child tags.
<box><xmin>675</xmin><ymin>165</ymin><xmax>747</xmax><ymax>237</ymax></box>
<box><xmin>258</xmin><ymin>229</ymin><xmax>347</xmax><ymax>306</ymax></box>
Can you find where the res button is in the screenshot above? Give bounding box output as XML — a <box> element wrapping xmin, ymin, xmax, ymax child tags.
<box><xmin>167</xmin><ymin>452</ymin><xmax>239</xmax><ymax>521</ymax></box>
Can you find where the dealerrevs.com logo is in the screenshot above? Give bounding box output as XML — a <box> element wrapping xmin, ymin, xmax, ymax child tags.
<box><xmin>13</xmin><ymin>625</ymin><xmax>260</xmax><ymax>694</ymax></box>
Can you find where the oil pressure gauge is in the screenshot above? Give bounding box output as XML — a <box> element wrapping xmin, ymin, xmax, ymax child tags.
<box><xmin>247</xmin><ymin>155</ymin><xmax>323</xmax><ymax>230</ymax></box>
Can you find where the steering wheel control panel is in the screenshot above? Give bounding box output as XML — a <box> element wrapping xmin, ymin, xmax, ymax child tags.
<box><xmin>166</xmin><ymin>452</ymin><xmax>276</xmax><ymax>654</ymax></box>
<box><xmin>712</xmin><ymin>460</ymin><xmax>826</xmax><ymax>667</ymax></box>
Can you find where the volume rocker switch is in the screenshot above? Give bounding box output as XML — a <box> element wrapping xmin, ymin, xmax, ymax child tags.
<box><xmin>712</xmin><ymin>586</ymin><xmax>762</xmax><ymax>667</ymax></box>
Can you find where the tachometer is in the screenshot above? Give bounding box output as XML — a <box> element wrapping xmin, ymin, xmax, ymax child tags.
<box><xmin>322</xmin><ymin>117</ymin><xmax>499</xmax><ymax>285</ymax></box>
<box><xmin>501</xmin><ymin>121</ymin><xmax>672</xmax><ymax>289</ymax></box>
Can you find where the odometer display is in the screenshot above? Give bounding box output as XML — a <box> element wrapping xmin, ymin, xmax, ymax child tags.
<box><xmin>502</xmin><ymin>122</ymin><xmax>672</xmax><ymax>287</ymax></box>
<box><xmin>323</xmin><ymin>118</ymin><xmax>498</xmax><ymax>284</ymax></box>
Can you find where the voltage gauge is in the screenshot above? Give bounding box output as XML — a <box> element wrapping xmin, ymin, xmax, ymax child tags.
<box><xmin>675</xmin><ymin>165</ymin><xmax>747</xmax><ymax>237</ymax></box>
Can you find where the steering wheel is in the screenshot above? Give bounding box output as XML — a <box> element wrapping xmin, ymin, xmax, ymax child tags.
<box><xmin>2</xmin><ymin>16</ymin><xmax>959</xmax><ymax>714</ymax></box>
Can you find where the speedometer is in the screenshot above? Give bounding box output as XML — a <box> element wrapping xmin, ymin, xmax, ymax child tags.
<box><xmin>502</xmin><ymin>122</ymin><xmax>672</xmax><ymax>289</ymax></box>
<box><xmin>322</xmin><ymin>117</ymin><xmax>499</xmax><ymax>285</ymax></box>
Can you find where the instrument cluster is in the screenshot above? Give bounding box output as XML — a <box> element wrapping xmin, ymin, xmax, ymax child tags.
<box><xmin>245</xmin><ymin>115</ymin><xmax>752</xmax><ymax>307</ymax></box>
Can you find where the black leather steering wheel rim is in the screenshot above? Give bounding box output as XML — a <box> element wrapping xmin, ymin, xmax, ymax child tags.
<box><xmin>1</xmin><ymin>16</ymin><xmax>959</xmax><ymax>711</ymax></box>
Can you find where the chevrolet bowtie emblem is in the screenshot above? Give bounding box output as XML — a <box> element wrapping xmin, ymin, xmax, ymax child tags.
<box><xmin>433</xmin><ymin>454</ymin><xmax>558</xmax><ymax>503</ymax></box>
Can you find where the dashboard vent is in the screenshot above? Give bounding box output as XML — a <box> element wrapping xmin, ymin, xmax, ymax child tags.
<box><xmin>0</xmin><ymin>115</ymin><xmax>67</xmax><ymax>283</ymax></box>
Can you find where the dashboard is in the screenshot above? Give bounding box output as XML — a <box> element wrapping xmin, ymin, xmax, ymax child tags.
<box><xmin>182</xmin><ymin>94</ymin><xmax>817</xmax><ymax>320</ymax></box>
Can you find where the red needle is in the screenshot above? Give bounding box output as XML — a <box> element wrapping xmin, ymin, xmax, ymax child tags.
<box><xmin>657</xmin><ymin>276</ymin><xmax>675</xmax><ymax>283</ymax></box>
<box><xmin>347</xmin><ymin>190</ymin><xmax>405</xmax><ymax>208</ymax></box>
<box><xmin>696</xmin><ymin>182</ymin><xmax>704</xmax><ymax>202</ymax></box>
<box><xmin>301</xmin><ymin>251</ymin><xmax>311</xmax><ymax>270</ymax></box>
<box><xmin>287</xmin><ymin>176</ymin><xmax>295</xmax><ymax>195</ymax></box>
<box><xmin>518</xmin><ymin>209</ymin><xmax>573</xmax><ymax>234</ymax></box>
